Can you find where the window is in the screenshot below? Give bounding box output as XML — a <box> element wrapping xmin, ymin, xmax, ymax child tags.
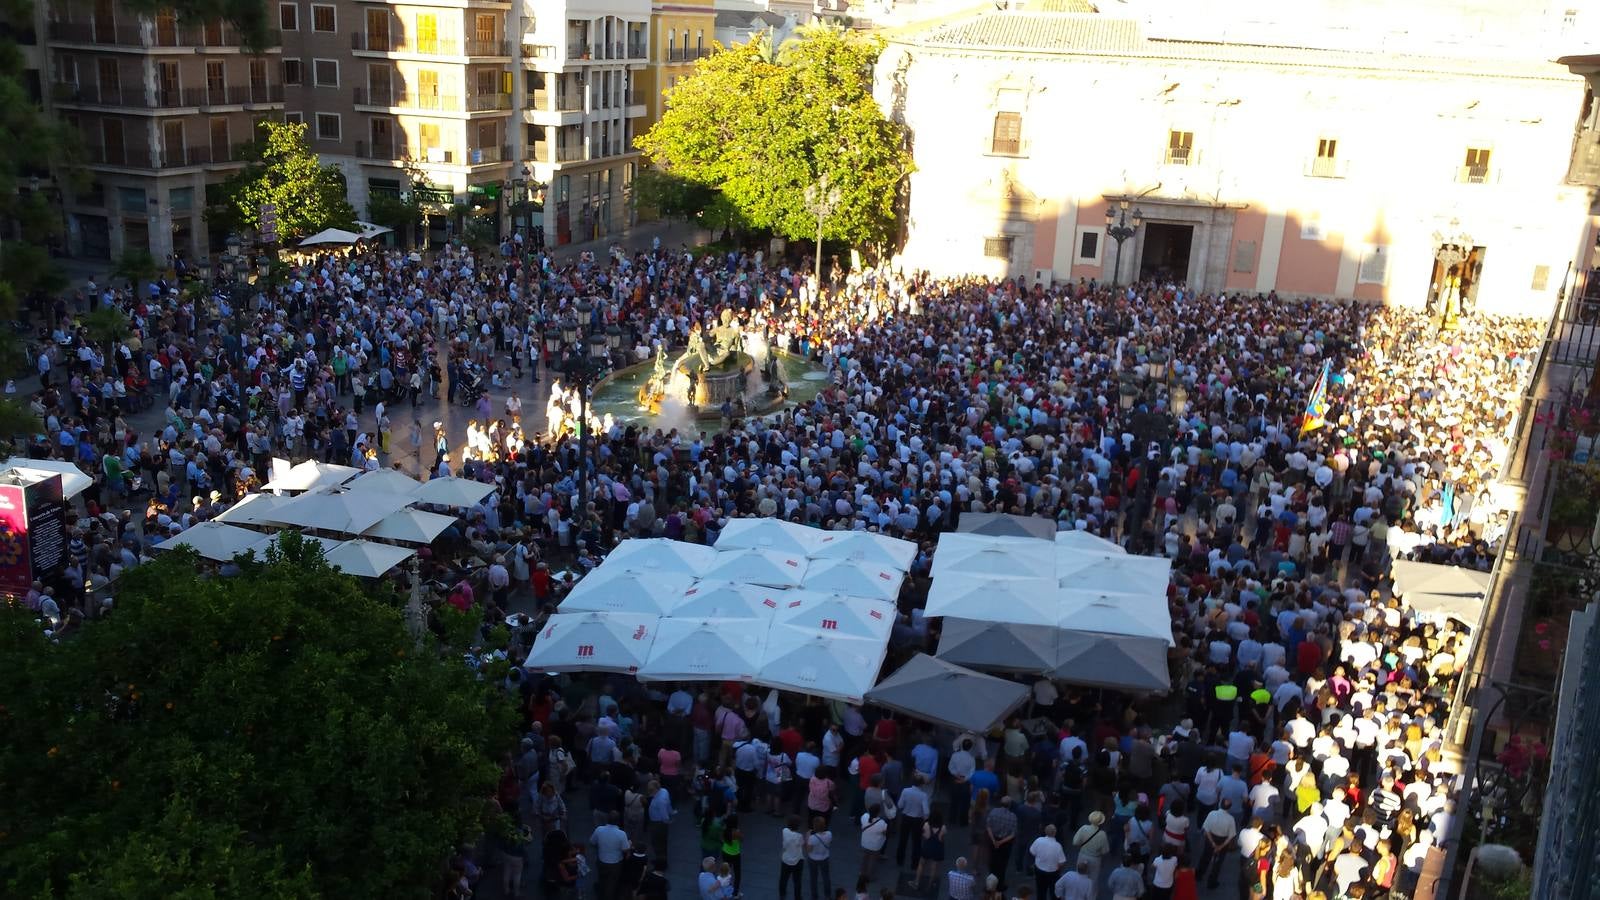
<box><xmin>1300</xmin><ymin>211</ymin><xmax>1325</xmax><ymax>241</ymax></box>
<box><xmin>475</xmin><ymin>13</ymin><xmax>496</xmax><ymax>44</ymax></box>
<box><xmin>284</xmin><ymin>111</ymin><xmax>304</xmax><ymax>124</ymax></box>
<box><xmin>249</xmin><ymin>58</ymin><xmax>267</xmax><ymax>92</ymax></box>
<box><xmin>162</xmin><ymin>120</ymin><xmax>186</xmax><ymax>163</ymax></box>
<box><xmin>696</xmin><ymin>30</ymin><xmax>703</xmax><ymax>54</ymax></box>
<box><xmin>667</xmin><ymin>29</ymin><xmax>675</xmax><ymax>58</ymax></box>
<box><xmin>279</xmin><ymin>2</ymin><xmax>297</xmax><ymax>30</ymax></box>
<box><xmin>984</xmin><ymin>236</ymin><xmax>1013</xmax><ymax>259</ymax></box>
<box><xmin>209</xmin><ymin>117</ymin><xmax>229</xmax><ymax>158</ymax></box>
<box><xmin>415</xmin><ymin>14</ymin><xmax>439</xmax><ymax>53</ymax></box>
<box><xmin>169</xmin><ymin>186</ymin><xmax>194</xmax><ymax>211</ymax></box>
<box><xmin>476</xmin><ymin>68</ymin><xmax>497</xmax><ymax>96</ymax></box>
<box><xmin>313</xmin><ymin>59</ymin><xmax>338</xmax><ymax>87</ymax></box>
<box><xmin>117</xmin><ymin>186</ymin><xmax>146</xmax><ymax>213</ymax></box>
<box><xmin>1532</xmin><ymin>264</ymin><xmax>1551</xmax><ymax>291</ymax></box>
<box><xmin>1461</xmin><ymin>147</ymin><xmax>1492</xmax><ymax>183</ymax></box>
<box><xmin>311</xmin><ymin>4</ymin><xmax>335</xmax><ymax>32</ymax></box>
<box><xmin>418</xmin><ymin>122</ymin><xmax>441</xmax><ymax>151</ymax></box>
<box><xmin>990</xmin><ymin>112</ymin><xmax>1022</xmax><ymax>155</ymax></box>
<box><xmin>1233</xmin><ymin>240</ymin><xmax>1257</xmax><ymax>273</ymax></box>
<box><xmin>206</xmin><ymin>60</ymin><xmax>224</xmax><ymax>93</ymax></box>
<box><xmin>316</xmin><ymin>112</ymin><xmax>341</xmax><ymax>141</ymax></box>
<box><xmin>1309</xmin><ymin>137</ymin><xmax>1343</xmax><ymax>177</ymax></box>
<box><xmin>1316</xmin><ymin>138</ymin><xmax>1337</xmax><ymax>160</ymax></box>
<box><xmin>96</xmin><ymin>58</ymin><xmax>119</xmax><ymax>96</ymax></box>
<box><xmin>1166</xmin><ymin>130</ymin><xmax>1194</xmax><ymax>165</ymax></box>
<box><xmin>283</xmin><ymin>58</ymin><xmax>303</xmax><ymax>85</ymax></box>
<box><xmin>1357</xmin><ymin>245</ymin><xmax>1389</xmax><ymax>284</ymax></box>
<box><xmin>1074</xmin><ymin>228</ymin><xmax>1101</xmax><ymax>264</ymax></box>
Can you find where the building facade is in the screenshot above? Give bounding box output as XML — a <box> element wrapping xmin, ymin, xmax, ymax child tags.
<box><xmin>875</xmin><ymin>9</ymin><xmax>1600</xmax><ymax>317</ymax></box>
<box><xmin>44</xmin><ymin>2</ymin><xmax>287</xmax><ymax>261</ymax></box>
<box><xmin>638</xmin><ymin>0</ymin><xmax>714</xmax><ymax>128</ymax></box>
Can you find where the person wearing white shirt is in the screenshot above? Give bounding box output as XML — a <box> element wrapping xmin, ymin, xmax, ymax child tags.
<box><xmin>1198</xmin><ymin>801</ymin><xmax>1238</xmax><ymax>889</ymax></box>
<box><xmin>1028</xmin><ymin>824</ymin><xmax>1067</xmax><ymax>899</ymax></box>
<box><xmin>1294</xmin><ymin>804</ymin><xmax>1329</xmax><ymax>856</ymax></box>
<box><xmin>779</xmin><ymin>816</ymin><xmax>806</xmax><ymax>899</ymax></box>
<box><xmin>1248</xmin><ymin>780</ymin><xmax>1280</xmax><ymax>824</ymax></box>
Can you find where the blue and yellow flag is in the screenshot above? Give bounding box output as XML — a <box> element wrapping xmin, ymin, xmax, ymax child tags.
<box><xmin>1300</xmin><ymin>360</ymin><xmax>1331</xmax><ymax>435</ymax></box>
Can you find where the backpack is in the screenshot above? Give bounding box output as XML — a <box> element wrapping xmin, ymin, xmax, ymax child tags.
<box><xmin>1059</xmin><ymin>761</ymin><xmax>1086</xmax><ymax>792</ymax></box>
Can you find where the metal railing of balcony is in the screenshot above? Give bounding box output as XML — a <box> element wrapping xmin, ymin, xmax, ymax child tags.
<box><xmin>467</xmin><ymin>92</ymin><xmax>511</xmax><ymax>111</ymax></box>
<box><xmin>1567</xmin><ymin>129</ymin><xmax>1600</xmax><ymax>187</ymax></box>
<box><xmin>467</xmin><ymin>144</ymin><xmax>510</xmax><ymax>164</ymax></box>
<box><xmin>179</xmin><ymin>24</ymin><xmax>278</xmax><ymax>47</ymax></box>
<box><xmin>464</xmin><ymin>38</ymin><xmax>510</xmax><ymax>56</ymax></box>
<box><xmin>48</xmin><ymin>21</ymin><xmax>160</xmax><ymax>47</ymax></box>
<box><xmin>81</xmin><ymin>144</ymin><xmax>153</xmax><ymax>168</ymax></box>
<box><xmin>53</xmin><ymin>82</ymin><xmax>152</xmax><ymax>107</ymax></box>
<box><xmin>1306</xmin><ymin>156</ymin><xmax>1346</xmax><ymax>178</ymax></box>
<box><xmin>522</xmin><ymin>43</ymin><xmax>556</xmax><ymax>59</ymax></box>
<box><xmin>354</xmin><ymin>88</ymin><xmax>462</xmax><ymax>111</ymax></box>
<box><xmin>354</xmin><ymin>32</ymin><xmax>462</xmax><ymax>55</ymax></box>
<box><xmin>1457</xmin><ymin>164</ymin><xmax>1492</xmax><ymax>184</ymax></box>
<box><xmin>567</xmin><ymin>41</ymin><xmax>590</xmax><ymax>58</ymax></box>
<box><xmin>1164</xmin><ymin>148</ymin><xmax>1192</xmax><ymax>166</ymax></box>
<box><xmin>627</xmin><ymin>42</ymin><xmax>647</xmax><ymax>59</ymax></box>
<box><xmin>188</xmin><ymin>84</ymin><xmax>286</xmax><ymax>106</ymax></box>
<box><xmin>555</xmin><ymin>145</ymin><xmax>583</xmax><ymax>162</ymax></box>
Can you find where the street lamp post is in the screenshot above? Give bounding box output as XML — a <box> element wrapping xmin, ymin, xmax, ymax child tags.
<box><xmin>803</xmin><ymin>175</ymin><xmax>843</xmax><ymax>301</ymax></box>
<box><xmin>1104</xmin><ymin>199</ymin><xmax>1144</xmax><ymax>289</ymax></box>
<box><xmin>561</xmin><ymin>300</ymin><xmax>612</xmax><ymax>530</ymax></box>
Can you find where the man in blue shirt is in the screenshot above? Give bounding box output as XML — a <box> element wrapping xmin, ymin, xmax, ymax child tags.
<box><xmin>969</xmin><ymin>757</ymin><xmax>1001</xmax><ymax>801</ymax></box>
<box><xmin>646</xmin><ymin>779</ymin><xmax>672</xmax><ymax>866</ymax></box>
<box><xmin>588</xmin><ymin>813</ymin><xmax>630</xmax><ymax>900</ymax></box>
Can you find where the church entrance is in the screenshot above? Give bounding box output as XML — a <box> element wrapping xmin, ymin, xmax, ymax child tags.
<box><xmin>1139</xmin><ymin>222</ymin><xmax>1194</xmax><ymax>284</ymax></box>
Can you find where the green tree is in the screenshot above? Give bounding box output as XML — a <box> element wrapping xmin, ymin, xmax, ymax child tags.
<box><xmin>635</xmin><ymin>24</ymin><xmax>912</xmax><ymax>250</ymax></box>
<box><xmin>110</xmin><ymin>249</ymin><xmax>160</xmax><ymax>288</ymax></box>
<box><xmin>211</xmin><ymin>122</ymin><xmax>357</xmax><ymax>241</ymax></box>
<box><xmin>0</xmin><ymin>534</ymin><xmax>515</xmax><ymax>899</ymax></box>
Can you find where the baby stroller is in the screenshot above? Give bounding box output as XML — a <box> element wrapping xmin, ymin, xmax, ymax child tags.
<box><xmin>459</xmin><ymin>366</ymin><xmax>488</xmax><ymax>406</ymax></box>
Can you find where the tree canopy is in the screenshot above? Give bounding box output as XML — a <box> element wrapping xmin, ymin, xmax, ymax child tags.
<box><xmin>210</xmin><ymin>121</ymin><xmax>357</xmax><ymax>242</ymax></box>
<box><xmin>0</xmin><ymin>535</ymin><xmax>514</xmax><ymax>899</ymax></box>
<box><xmin>635</xmin><ymin>24</ymin><xmax>913</xmax><ymax>249</ymax></box>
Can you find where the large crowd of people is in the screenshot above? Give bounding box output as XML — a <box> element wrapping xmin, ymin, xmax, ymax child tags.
<box><xmin>18</xmin><ymin>232</ymin><xmax>1542</xmax><ymax>900</ymax></box>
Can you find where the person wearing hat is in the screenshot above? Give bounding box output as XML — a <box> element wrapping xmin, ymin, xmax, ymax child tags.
<box><xmin>1071</xmin><ymin>810</ymin><xmax>1111</xmax><ymax>889</ymax></box>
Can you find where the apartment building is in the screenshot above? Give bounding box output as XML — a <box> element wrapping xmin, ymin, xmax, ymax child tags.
<box><xmin>43</xmin><ymin>1</ymin><xmax>286</xmax><ymax>261</ymax></box>
<box><xmin>519</xmin><ymin>0</ymin><xmax>651</xmax><ymax>245</ymax></box>
<box><xmin>637</xmin><ymin>0</ymin><xmax>714</xmax><ymax>128</ymax></box>
<box><xmin>276</xmin><ymin>0</ymin><xmax>517</xmax><ymax>245</ymax></box>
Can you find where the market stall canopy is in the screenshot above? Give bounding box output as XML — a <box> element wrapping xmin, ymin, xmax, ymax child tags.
<box><xmin>324</xmin><ymin>539</ymin><xmax>416</xmax><ymax>578</ymax></box>
<box><xmin>524</xmin><ymin>612</ymin><xmax>658</xmax><ymax>674</ymax></box>
<box><xmin>606</xmin><ymin>538</ymin><xmax>719</xmax><ymax>577</ymax></box>
<box><xmin>1055</xmin><ymin>529</ymin><xmax>1126</xmax><ymax>555</ymax></box>
<box><xmin>298</xmin><ymin>227</ymin><xmax>362</xmax><ymax>246</ymax></box>
<box><xmin>716</xmin><ymin>517</ymin><xmax>825</xmax><ymax>556</ymax></box>
<box><xmin>932</xmin><ymin>533</ymin><xmax>1056</xmax><ymax>580</ymax></box>
<box><xmin>0</xmin><ymin>457</ymin><xmax>94</xmax><ymax>499</ymax></box>
<box><xmin>413</xmin><ymin>476</ymin><xmax>497</xmax><ymax>508</ymax></box>
<box><xmin>638</xmin><ymin>617</ymin><xmax>768</xmax><ymax>682</ymax></box>
<box><xmin>774</xmin><ymin>590</ymin><xmax>895</xmax><ymax>641</ymax></box>
<box><xmin>801</xmin><ymin>557</ymin><xmax>905</xmax><ymax>603</ymax></box>
<box><xmin>1055</xmin><ymin>552</ymin><xmax>1170</xmax><ymax>597</ymax></box>
<box><xmin>1051</xmin><ymin>631</ymin><xmax>1172</xmax><ymax>693</ymax></box>
<box><xmin>271</xmin><ymin>485</ymin><xmax>415</xmax><ymax>534</ymax></box>
<box><xmin>359</xmin><ymin>508</ymin><xmax>458</xmax><ymax>544</ymax></box>
<box><xmin>808</xmin><ymin>530</ymin><xmax>918</xmax><ymax>571</ymax></box>
<box><xmin>345</xmin><ymin>468</ymin><xmax>422</xmax><ymax>497</ymax></box>
<box><xmin>935</xmin><ymin>617</ymin><xmax>1062</xmax><ymax>674</ymax></box>
<box><xmin>262</xmin><ymin>459</ymin><xmax>361</xmax><ymax>493</ymax></box>
<box><xmin>1391</xmin><ymin>559</ymin><xmax>1491</xmax><ymax>625</ymax></box>
<box><xmin>956</xmin><ymin>512</ymin><xmax>1057</xmax><ymax>541</ymax></box>
<box><xmin>672</xmin><ymin>580</ymin><xmax>782</xmax><ymax>618</ymax></box>
<box><xmin>1056</xmin><ymin>589</ymin><xmax>1175</xmax><ymax>646</ymax></box>
<box><xmin>154</xmin><ymin>521</ymin><xmax>266</xmax><ymax>561</ymax></box>
<box><xmin>559</xmin><ymin>566</ymin><xmax>696</xmax><ymax>616</ymax></box>
<box><xmin>704</xmin><ymin>547</ymin><xmax>808</xmax><ymax>588</ymax></box>
<box><xmin>925</xmin><ymin>573</ymin><xmax>1060</xmax><ymax>627</ymax></box>
<box><xmin>757</xmin><ymin>623</ymin><xmax>887</xmax><ymax>703</ymax></box>
<box><xmin>867</xmin><ymin>653</ymin><xmax>1029</xmax><ymax>734</ymax></box>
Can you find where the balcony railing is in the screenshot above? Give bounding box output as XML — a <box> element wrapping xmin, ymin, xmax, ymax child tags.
<box><xmin>467</xmin><ymin>144</ymin><xmax>512</xmax><ymax>164</ymax></box>
<box><xmin>48</xmin><ymin>20</ymin><xmax>279</xmax><ymax>48</ymax></box>
<box><xmin>567</xmin><ymin>40</ymin><xmax>590</xmax><ymax>57</ymax></box>
<box><xmin>666</xmin><ymin>47</ymin><xmax>711</xmax><ymax>62</ymax></box>
<box><xmin>80</xmin><ymin>143</ymin><xmax>236</xmax><ymax>169</ymax></box>
<box><xmin>53</xmin><ymin>82</ymin><xmax>152</xmax><ymax>107</ymax></box>
<box><xmin>353</xmin><ymin>32</ymin><xmax>462</xmax><ymax>55</ymax></box>
<box><xmin>1305</xmin><ymin>156</ymin><xmax>1347</xmax><ymax>178</ymax></box>
<box><xmin>466</xmin><ymin>92</ymin><xmax>511</xmax><ymax>111</ymax></box>
<box><xmin>190</xmin><ymin>84</ymin><xmax>286</xmax><ymax>106</ymax></box>
<box><xmin>355</xmin><ymin>140</ymin><xmax>401</xmax><ymax>160</ymax></box>
<box><xmin>1163</xmin><ymin>147</ymin><xmax>1193</xmax><ymax>166</ymax></box>
<box><xmin>627</xmin><ymin>42</ymin><xmax>647</xmax><ymax>59</ymax></box>
<box><xmin>529</xmin><ymin>89</ymin><xmax>584</xmax><ymax>111</ymax></box>
<box><xmin>522</xmin><ymin>43</ymin><xmax>556</xmax><ymax>59</ymax></box>
<box><xmin>353</xmin><ymin>87</ymin><xmax>462</xmax><ymax>111</ymax></box>
<box><xmin>1457</xmin><ymin>163</ymin><xmax>1494</xmax><ymax>184</ymax></box>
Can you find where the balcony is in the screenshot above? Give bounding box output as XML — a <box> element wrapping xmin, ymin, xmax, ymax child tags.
<box><xmin>1456</xmin><ymin>164</ymin><xmax>1496</xmax><ymax>184</ymax></box>
<box><xmin>53</xmin><ymin>81</ymin><xmax>156</xmax><ymax>108</ymax></box>
<box><xmin>567</xmin><ymin>41</ymin><xmax>590</xmax><ymax>58</ymax></box>
<box><xmin>1567</xmin><ymin>127</ymin><xmax>1600</xmax><ymax>187</ymax></box>
<box><xmin>190</xmin><ymin>84</ymin><xmax>285</xmax><ymax>106</ymax></box>
<box><xmin>353</xmin><ymin>87</ymin><xmax>462</xmax><ymax>111</ymax></box>
<box><xmin>1305</xmin><ymin>156</ymin><xmax>1348</xmax><ymax>178</ymax></box>
<box><xmin>466</xmin><ymin>92</ymin><xmax>511</xmax><ymax>112</ymax></box>
<box><xmin>530</xmin><ymin>144</ymin><xmax>583</xmax><ymax>163</ymax></box>
<box><xmin>467</xmin><ymin>144</ymin><xmax>513</xmax><ymax>165</ymax></box>
<box><xmin>1163</xmin><ymin>147</ymin><xmax>1193</xmax><ymax>166</ymax></box>
<box><xmin>530</xmin><ymin>88</ymin><xmax>584</xmax><ymax>111</ymax></box>
<box><xmin>179</xmin><ymin>24</ymin><xmax>279</xmax><ymax>49</ymax></box>
<box><xmin>464</xmin><ymin>38</ymin><xmax>510</xmax><ymax>56</ymax></box>
<box><xmin>666</xmin><ymin>47</ymin><xmax>712</xmax><ymax>62</ymax></box>
<box><xmin>355</xmin><ymin>140</ymin><xmax>403</xmax><ymax>160</ymax></box>
<box><xmin>47</xmin><ymin>20</ymin><xmax>279</xmax><ymax>49</ymax></box>
<box><xmin>352</xmin><ymin>33</ymin><xmax>462</xmax><ymax>56</ymax></box>
<box><xmin>627</xmin><ymin>42</ymin><xmax>647</xmax><ymax>59</ymax></box>
<box><xmin>79</xmin><ymin>143</ymin><xmax>234</xmax><ymax>169</ymax></box>
<box><xmin>522</xmin><ymin>43</ymin><xmax>557</xmax><ymax>59</ymax></box>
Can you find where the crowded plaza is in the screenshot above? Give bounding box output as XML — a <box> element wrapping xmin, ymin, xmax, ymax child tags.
<box><xmin>14</xmin><ymin>229</ymin><xmax>1541</xmax><ymax>900</ymax></box>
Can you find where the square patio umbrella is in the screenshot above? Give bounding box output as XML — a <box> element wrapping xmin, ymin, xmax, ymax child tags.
<box><xmin>524</xmin><ymin>612</ymin><xmax>659</xmax><ymax>674</ymax></box>
<box><xmin>801</xmin><ymin>557</ymin><xmax>905</xmax><ymax>603</ymax></box>
<box><xmin>637</xmin><ymin>617</ymin><xmax>769</xmax><ymax>682</ymax></box>
<box><xmin>1055</xmin><ymin>589</ymin><xmax>1175</xmax><ymax>646</ymax></box>
<box><xmin>1055</xmin><ymin>529</ymin><xmax>1125</xmax><ymax>554</ymax></box>
<box><xmin>271</xmin><ymin>486</ymin><xmax>415</xmax><ymax>535</ymax></box>
<box><xmin>559</xmin><ymin>567</ymin><xmax>696</xmax><ymax>616</ymax></box>
<box><xmin>673</xmin><ymin>580</ymin><xmax>784</xmax><ymax>618</ymax></box>
<box><xmin>773</xmin><ymin>590</ymin><xmax>895</xmax><ymax>641</ymax></box>
<box><xmin>924</xmin><ymin>573</ymin><xmax>1060</xmax><ymax>627</ymax></box>
<box><xmin>931</xmin><ymin>532</ymin><xmax>1056</xmax><ymax>580</ymax></box>
<box><xmin>261</xmin><ymin>459</ymin><xmax>361</xmax><ymax>493</ymax></box>
<box><xmin>1055</xmin><ymin>552</ymin><xmax>1171</xmax><ymax>597</ymax></box>
<box><xmin>715</xmin><ymin>517</ymin><xmax>825</xmax><ymax>556</ymax></box>
<box><xmin>606</xmin><ymin>538</ymin><xmax>719</xmax><ymax>577</ymax></box>
<box><xmin>154</xmin><ymin>521</ymin><xmax>266</xmax><ymax>561</ymax></box>
<box><xmin>956</xmin><ymin>512</ymin><xmax>1057</xmax><ymax>541</ymax></box>
<box><xmin>345</xmin><ymin>468</ymin><xmax>422</xmax><ymax>497</ymax></box>
<box><xmin>1390</xmin><ymin>559</ymin><xmax>1491</xmax><ymax>626</ymax></box>
<box><xmin>808</xmin><ymin>530</ymin><xmax>918</xmax><ymax>571</ymax></box>
<box><xmin>324</xmin><ymin>539</ymin><xmax>416</xmax><ymax>578</ymax></box>
<box><xmin>359</xmin><ymin>508</ymin><xmax>458</xmax><ymax>544</ymax></box>
<box><xmin>704</xmin><ymin>547</ymin><xmax>808</xmax><ymax>588</ymax></box>
<box><xmin>215</xmin><ymin>492</ymin><xmax>294</xmax><ymax>526</ymax></box>
<box><xmin>1050</xmin><ymin>631</ymin><xmax>1172</xmax><ymax>693</ymax></box>
<box><xmin>756</xmin><ymin>624</ymin><xmax>887</xmax><ymax>703</ymax></box>
<box><xmin>246</xmin><ymin>533</ymin><xmax>345</xmax><ymax>560</ymax></box>
<box><xmin>413</xmin><ymin>476</ymin><xmax>496</xmax><ymax>508</ymax></box>
<box><xmin>0</xmin><ymin>457</ymin><xmax>94</xmax><ymax>499</ymax></box>
<box><xmin>867</xmin><ymin>653</ymin><xmax>1030</xmax><ymax>734</ymax></box>
<box><xmin>935</xmin><ymin>617</ymin><xmax>1061</xmax><ymax>674</ymax></box>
